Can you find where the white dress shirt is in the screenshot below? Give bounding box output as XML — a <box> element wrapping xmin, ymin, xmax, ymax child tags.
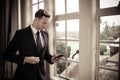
<box><xmin>30</xmin><ymin>25</ymin><xmax>44</xmax><ymax>48</ymax></box>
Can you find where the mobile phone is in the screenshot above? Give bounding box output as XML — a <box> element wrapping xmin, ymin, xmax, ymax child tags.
<box><xmin>56</xmin><ymin>54</ymin><xmax>64</xmax><ymax>58</ymax></box>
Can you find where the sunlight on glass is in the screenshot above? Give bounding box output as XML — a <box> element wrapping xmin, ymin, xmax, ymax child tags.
<box><xmin>100</xmin><ymin>0</ymin><xmax>119</xmax><ymax>9</ymax></box>
<box><xmin>32</xmin><ymin>5</ymin><xmax>38</xmax><ymax>20</ymax></box>
<box><xmin>66</xmin><ymin>0</ymin><xmax>79</xmax><ymax>13</ymax></box>
<box><xmin>32</xmin><ymin>0</ymin><xmax>38</xmax><ymax>4</ymax></box>
<box><xmin>67</xmin><ymin>19</ymin><xmax>79</xmax><ymax>40</ymax></box>
<box><xmin>55</xmin><ymin>0</ymin><xmax>65</xmax><ymax>15</ymax></box>
<box><xmin>56</xmin><ymin>21</ymin><xmax>65</xmax><ymax>39</ymax></box>
<box><xmin>39</xmin><ymin>2</ymin><xmax>44</xmax><ymax>9</ymax></box>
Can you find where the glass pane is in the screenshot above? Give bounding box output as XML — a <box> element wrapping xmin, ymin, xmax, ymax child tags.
<box><xmin>99</xmin><ymin>43</ymin><xmax>119</xmax><ymax>59</ymax></box>
<box><xmin>55</xmin><ymin>0</ymin><xmax>65</xmax><ymax>15</ymax></box>
<box><xmin>67</xmin><ymin>41</ymin><xmax>79</xmax><ymax>61</ymax></box>
<box><xmin>100</xmin><ymin>0</ymin><xmax>119</xmax><ymax>9</ymax></box>
<box><xmin>99</xmin><ymin>43</ymin><xmax>110</xmax><ymax>56</ymax></box>
<box><xmin>56</xmin><ymin>21</ymin><xmax>65</xmax><ymax>39</ymax></box>
<box><xmin>56</xmin><ymin>41</ymin><xmax>66</xmax><ymax>75</ymax></box>
<box><xmin>32</xmin><ymin>0</ymin><xmax>38</xmax><ymax>4</ymax></box>
<box><xmin>99</xmin><ymin>15</ymin><xmax>119</xmax><ymax>80</ymax></box>
<box><xmin>60</xmin><ymin>62</ymin><xmax>79</xmax><ymax>79</ymax></box>
<box><xmin>32</xmin><ymin>4</ymin><xmax>38</xmax><ymax>20</ymax></box>
<box><xmin>67</xmin><ymin>19</ymin><xmax>79</xmax><ymax>40</ymax></box>
<box><xmin>99</xmin><ymin>43</ymin><xmax>119</xmax><ymax>80</ymax></box>
<box><xmin>56</xmin><ymin>60</ymin><xmax>66</xmax><ymax>74</ymax></box>
<box><xmin>66</xmin><ymin>0</ymin><xmax>79</xmax><ymax>13</ymax></box>
<box><xmin>56</xmin><ymin>41</ymin><xmax>66</xmax><ymax>56</ymax></box>
<box><xmin>39</xmin><ymin>2</ymin><xmax>44</xmax><ymax>9</ymax></box>
<box><xmin>100</xmin><ymin>15</ymin><xmax>120</xmax><ymax>40</ymax></box>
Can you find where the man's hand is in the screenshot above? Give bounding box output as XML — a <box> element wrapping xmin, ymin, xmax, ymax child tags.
<box><xmin>52</xmin><ymin>54</ymin><xmax>64</xmax><ymax>63</ymax></box>
<box><xmin>24</xmin><ymin>56</ymin><xmax>40</xmax><ymax>64</ymax></box>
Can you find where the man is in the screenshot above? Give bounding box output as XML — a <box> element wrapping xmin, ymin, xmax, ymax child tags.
<box><xmin>3</xmin><ymin>9</ymin><xmax>61</xmax><ymax>80</ymax></box>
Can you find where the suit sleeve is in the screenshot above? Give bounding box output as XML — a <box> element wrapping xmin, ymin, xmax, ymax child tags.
<box><xmin>44</xmin><ymin>32</ymin><xmax>53</xmax><ymax>64</ymax></box>
<box><xmin>44</xmin><ymin>46</ymin><xmax>53</xmax><ymax>64</ymax></box>
<box><xmin>2</xmin><ymin>30</ymin><xmax>25</xmax><ymax>65</ymax></box>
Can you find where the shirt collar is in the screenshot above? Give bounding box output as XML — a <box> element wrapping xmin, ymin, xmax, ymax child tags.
<box><xmin>30</xmin><ymin>25</ymin><xmax>40</xmax><ymax>34</ymax></box>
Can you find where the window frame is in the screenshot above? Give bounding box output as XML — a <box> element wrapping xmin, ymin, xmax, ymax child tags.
<box><xmin>96</xmin><ymin>0</ymin><xmax>120</xmax><ymax>80</ymax></box>
<box><xmin>53</xmin><ymin>0</ymin><xmax>80</xmax><ymax>79</ymax></box>
<box><xmin>32</xmin><ymin>0</ymin><xmax>44</xmax><ymax>20</ymax></box>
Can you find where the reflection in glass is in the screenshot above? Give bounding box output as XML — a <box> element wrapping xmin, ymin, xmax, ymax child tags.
<box><xmin>66</xmin><ymin>0</ymin><xmax>79</xmax><ymax>13</ymax></box>
<box><xmin>67</xmin><ymin>19</ymin><xmax>79</xmax><ymax>40</ymax></box>
<box><xmin>32</xmin><ymin>5</ymin><xmax>38</xmax><ymax>20</ymax></box>
<box><xmin>100</xmin><ymin>0</ymin><xmax>120</xmax><ymax>9</ymax></box>
<box><xmin>67</xmin><ymin>41</ymin><xmax>79</xmax><ymax>61</ymax></box>
<box><xmin>55</xmin><ymin>0</ymin><xmax>65</xmax><ymax>15</ymax></box>
<box><xmin>60</xmin><ymin>62</ymin><xmax>79</xmax><ymax>80</ymax></box>
<box><xmin>39</xmin><ymin>2</ymin><xmax>44</xmax><ymax>9</ymax></box>
<box><xmin>56</xmin><ymin>21</ymin><xmax>65</xmax><ymax>39</ymax></box>
<box><xmin>100</xmin><ymin>15</ymin><xmax>120</xmax><ymax>40</ymax></box>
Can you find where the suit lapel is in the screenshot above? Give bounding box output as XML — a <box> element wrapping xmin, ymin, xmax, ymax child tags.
<box><xmin>26</xmin><ymin>26</ymin><xmax>48</xmax><ymax>54</ymax></box>
<box><xmin>26</xmin><ymin>27</ymin><xmax>48</xmax><ymax>56</ymax></box>
<box><xmin>27</xmin><ymin>26</ymin><xmax>37</xmax><ymax>52</ymax></box>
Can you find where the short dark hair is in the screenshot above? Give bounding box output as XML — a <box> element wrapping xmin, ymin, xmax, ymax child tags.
<box><xmin>35</xmin><ymin>9</ymin><xmax>50</xmax><ymax>18</ymax></box>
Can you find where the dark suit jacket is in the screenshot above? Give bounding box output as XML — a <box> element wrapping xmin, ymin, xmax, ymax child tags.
<box><xmin>3</xmin><ymin>26</ymin><xmax>53</xmax><ymax>80</ymax></box>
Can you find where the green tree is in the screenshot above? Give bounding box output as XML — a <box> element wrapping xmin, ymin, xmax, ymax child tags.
<box><xmin>100</xmin><ymin>44</ymin><xmax>107</xmax><ymax>55</ymax></box>
<box><xmin>56</xmin><ymin>42</ymin><xmax>71</xmax><ymax>74</ymax></box>
<box><xmin>100</xmin><ymin>21</ymin><xmax>120</xmax><ymax>40</ymax></box>
<box><xmin>111</xmin><ymin>25</ymin><xmax>120</xmax><ymax>38</ymax></box>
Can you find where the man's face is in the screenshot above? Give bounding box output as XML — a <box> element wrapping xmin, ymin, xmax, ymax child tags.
<box><xmin>36</xmin><ymin>16</ymin><xmax>49</xmax><ymax>30</ymax></box>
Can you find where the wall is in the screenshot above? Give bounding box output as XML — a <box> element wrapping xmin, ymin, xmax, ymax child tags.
<box><xmin>79</xmin><ymin>0</ymin><xmax>96</xmax><ymax>80</ymax></box>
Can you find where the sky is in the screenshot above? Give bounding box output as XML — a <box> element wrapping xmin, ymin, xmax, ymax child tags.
<box><xmin>100</xmin><ymin>15</ymin><xmax>120</xmax><ymax>32</ymax></box>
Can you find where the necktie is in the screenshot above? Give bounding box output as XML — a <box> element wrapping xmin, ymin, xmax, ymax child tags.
<box><xmin>36</xmin><ymin>31</ymin><xmax>42</xmax><ymax>53</ymax></box>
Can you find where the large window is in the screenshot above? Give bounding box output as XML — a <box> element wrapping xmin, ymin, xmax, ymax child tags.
<box><xmin>55</xmin><ymin>0</ymin><xmax>79</xmax><ymax>15</ymax></box>
<box><xmin>97</xmin><ymin>0</ymin><xmax>120</xmax><ymax>80</ymax></box>
<box><xmin>54</xmin><ymin>0</ymin><xmax>80</xmax><ymax>79</ymax></box>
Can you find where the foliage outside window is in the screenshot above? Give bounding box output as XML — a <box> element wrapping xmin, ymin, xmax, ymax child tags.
<box><xmin>99</xmin><ymin>15</ymin><xmax>120</xmax><ymax>79</ymax></box>
<box><xmin>55</xmin><ymin>20</ymin><xmax>79</xmax><ymax>79</ymax></box>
